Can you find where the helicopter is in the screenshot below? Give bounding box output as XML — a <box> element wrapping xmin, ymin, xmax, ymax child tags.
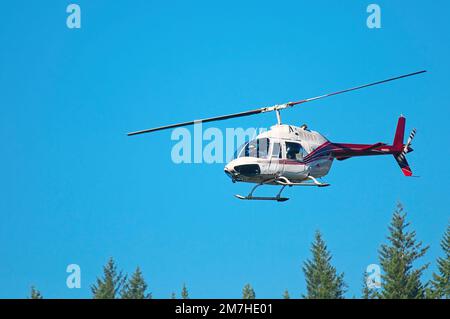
<box><xmin>128</xmin><ymin>70</ymin><xmax>425</xmax><ymax>201</ymax></box>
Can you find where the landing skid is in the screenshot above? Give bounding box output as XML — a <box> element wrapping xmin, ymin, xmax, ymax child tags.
<box><xmin>234</xmin><ymin>194</ymin><xmax>289</xmax><ymax>202</ymax></box>
<box><xmin>235</xmin><ymin>179</ymin><xmax>289</xmax><ymax>202</ymax></box>
<box><xmin>275</xmin><ymin>176</ymin><xmax>330</xmax><ymax>187</ymax></box>
<box><xmin>234</xmin><ymin>176</ymin><xmax>329</xmax><ymax>202</ymax></box>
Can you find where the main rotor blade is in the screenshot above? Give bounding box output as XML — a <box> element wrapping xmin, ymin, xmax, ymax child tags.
<box><xmin>287</xmin><ymin>70</ymin><xmax>427</xmax><ymax>106</ymax></box>
<box><xmin>127</xmin><ymin>108</ymin><xmax>263</xmax><ymax>136</ymax></box>
<box><xmin>128</xmin><ymin>70</ymin><xmax>426</xmax><ymax>136</ymax></box>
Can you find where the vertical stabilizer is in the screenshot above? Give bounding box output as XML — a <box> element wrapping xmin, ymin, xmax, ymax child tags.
<box><xmin>393</xmin><ymin>116</ymin><xmax>406</xmax><ymax>149</ymax></box>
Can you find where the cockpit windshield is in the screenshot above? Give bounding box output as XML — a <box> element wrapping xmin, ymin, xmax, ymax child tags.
<box><xmin>234</xmin><ymin>138</ymin><xmax>270</xmax><ymax>159</ymax></box>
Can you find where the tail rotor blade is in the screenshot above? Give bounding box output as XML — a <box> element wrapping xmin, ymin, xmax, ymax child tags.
<box><xmin>403</xmin><ymin>128</ymin><xmax>416</xmax><ymax>153</ymax></box>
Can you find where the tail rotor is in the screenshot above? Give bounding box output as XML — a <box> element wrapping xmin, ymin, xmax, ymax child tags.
<box><xmin>403</xmin><ymin>128</ymin><xmax>416</xmax><ymax>154</ymax></box>
<box><xmin>393</xmin><ymin>124</ymin><xmax>417</xmax><ymax>177</ymax></box>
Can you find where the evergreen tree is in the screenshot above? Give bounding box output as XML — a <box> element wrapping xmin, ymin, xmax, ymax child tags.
<box><xmin>242</xmin><ymin>284</ymin><xmax>256</xmax><ymax>299</ymax></box>
<box><xmin>121</xmin><ymin>267</ymin><xmax>151</xmax><ymax>299</ymax></box>
<box><xmin>91</xmin><ymin>257</ymin><xmax>126</xmax><ymax>299</ymax></box>
<box><xmin>30</xmin><ymin>286</ymin><xmax>43</xmax><ymax>299</ymax></box>
<box><xmin>283</xmin><ymin>289</ymin><xmax>290</xmax><ymax>299</ymax></box>
<box><xmin>181</xmin><ymin>283</ymin><xmax>189</xmax><ymax>299</ymax></box>
<box><xmin>171</xmin><ymin>292</ymin><xmax>176</xmax><ymax>299</ymax></box>
<box><xmin>302</xmin><ymin>231</ymin><xmax>346</xmax><ymax>299</ymax></box>
<box><xmin>429</xmin><ymin>224</ymin><xmax>450</xmax><ymax>299</ymax></box>
<box><xmin>361</xmin><ymin>271</ymin><xmax>378</xmax><ymax>299</ymax></box>
<box><xmin>378</xmin><ymin>203</ymin><xmax>429</xmax><ymax>299</ymax></box>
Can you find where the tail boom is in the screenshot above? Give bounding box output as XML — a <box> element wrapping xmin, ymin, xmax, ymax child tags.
<box><xmin>329</xmin><ymin>116</ymin><xmax>415</xmax><ymax>176</ymax></box>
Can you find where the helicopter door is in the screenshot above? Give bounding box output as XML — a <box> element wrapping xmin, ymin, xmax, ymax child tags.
<box><xmin>283</xmin><ymin>141</ymin><xmax>309</xmax><ymax>179</ymax></box>
<box><xmin>268</xmin><ymin>141</ymin><xmax>283</xmax><ymax>176</ymax></box>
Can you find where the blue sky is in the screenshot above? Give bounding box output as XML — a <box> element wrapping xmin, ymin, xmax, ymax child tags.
<box><xmin>0</xmin><ymin>1</ymin><xmax>449</xmax><ymax>298</ymax></box>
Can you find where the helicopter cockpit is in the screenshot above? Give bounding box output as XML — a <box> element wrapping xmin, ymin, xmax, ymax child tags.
<box><xmin>234</xmin><ymin>138</ymin><xmax>307</xmax><ymax>161</ymax></box>
<box><xmin>234</xmin><ymin>138</ymin><xmax>270</xmax><ymax>159</ymax></box>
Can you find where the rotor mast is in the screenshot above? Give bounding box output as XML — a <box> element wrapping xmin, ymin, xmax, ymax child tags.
<box><xmin>275</xmin><ymin>109</ymin><xmax>282</xmax><ymax>125</ymax></box>
<box><xmin>264</xmin><ymin>102</ymin><xmax>297</xmax><ymax>125</ymax></box>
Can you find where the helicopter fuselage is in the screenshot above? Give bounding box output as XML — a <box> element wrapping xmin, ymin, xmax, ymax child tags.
<box><xmin>224</xmin><ymin>124</ymin><xmax>333</xmax><ymax>184</ymax></box>
<box><xmin>224</xmin><ymin>116</ymin><xmax>413</xmax><ymax>187</ymax></box>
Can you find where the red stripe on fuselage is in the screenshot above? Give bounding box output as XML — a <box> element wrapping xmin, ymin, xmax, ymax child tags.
<box><xmin>264</xmin><ymin>141</ymin><xmax>401</xmax><ymax>167</ymax></box>
<box><xmin>289</xmin><ymin>141</ymin><xmax>400</xmax><ymax>165</ymax></box>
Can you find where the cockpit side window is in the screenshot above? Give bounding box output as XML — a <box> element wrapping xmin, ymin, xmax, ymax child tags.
<box><xmin>285</xmin><ymin>141</ymin><xmax>307</xmax><ymax>161</ymax></box>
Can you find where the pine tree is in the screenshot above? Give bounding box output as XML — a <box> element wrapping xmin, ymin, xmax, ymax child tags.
<box><xmin>181</xmin><ymin>283</ymin><xmax>189</xmax><ymax>299</ymax></box>
<box><xmin>378</xmin><ymin>203</ymin><xmax>429</xmax><ymax>299</ymax></box>
<box><xmin>91</xmin><ymin>257</ymin><xmax>126</xmax><ymax>299</ymax></box>
<box><xmin>302</xmin><ymin>231</ymin><xmax>346</xmax><ymax>299</ymax></box>
<box><xmin>171</xmin><ymin>292</ymin><xmax>176</xmax><ymax>299</ymax></box>
<box><xmin>242</xmin><ymin>284</ymin><xmax>255</xmax><ymax>299</ymax></box>
<box><xmin>429</xmin><ymin>224</ymin><xmax>450</xmax><ymax>298</ymax></box>
<box><xmin>121</xmin><ymin>267</ymin><xmax>151</xmax><ymax>299</ymax></box>
<box><xmin>361</xmin><ymin>271</ymin><xmax>378</xmax><ymax>299</ymax></box>
<box><xmin>30</xmin><ymin>286</ymin><xmax>43</xmax><ymax>299</ymax></box>
<box><xmin>283</xmin><ymin>289</ymin><xmax>290</xmax><ymax>299</ymax></box>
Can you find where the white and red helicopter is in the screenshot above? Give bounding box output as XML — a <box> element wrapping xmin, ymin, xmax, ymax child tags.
<box><xmin>128</xmin><ymin>70</ymin><xmax>425</xmax><ymax>201</ymax></box>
